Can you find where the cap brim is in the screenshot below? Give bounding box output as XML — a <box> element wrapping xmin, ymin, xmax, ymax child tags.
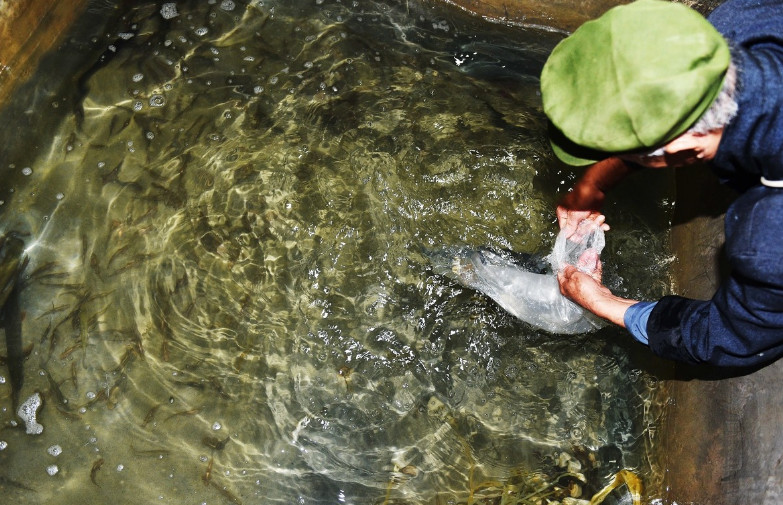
<box><xmin>547</xmin><ymin>121</ymin><xmax>608</xmax><ymax>167</ymax></box>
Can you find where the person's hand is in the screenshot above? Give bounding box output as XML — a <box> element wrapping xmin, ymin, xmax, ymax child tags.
<box><xmin>556</xmin><ymin>207</ymin><xmax>610</xmax><ymax>240</ymax></box>
<box><xmin>555</xmin><ymin>157</ymin><xmax>636</xmax><ymax>237</ymax></box>
<box><xmin>557</xmin><ymin>261</ymin><xmax>637</xmax><ymax>327</ymax></box>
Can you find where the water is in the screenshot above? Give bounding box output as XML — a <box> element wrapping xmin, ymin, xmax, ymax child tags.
<box><xmin>0</xmin><ymin>1</ymin><xmax>676</xmax><ymax>503</ymax></box>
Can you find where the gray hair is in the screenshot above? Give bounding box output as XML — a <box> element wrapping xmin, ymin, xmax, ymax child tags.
<box><xmin>688</xmin><ymin>60</ymin><xmax>738</xmax><ymax>134</ymax></box>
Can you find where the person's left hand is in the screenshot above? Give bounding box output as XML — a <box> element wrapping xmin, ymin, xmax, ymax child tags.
<box><xmin>557</xmin><ymin>260</ymin><xmax>637</xmax><ymax>328</ymax></box>
<box><xmin>558</xmin><ymin>264</ymin><xmax>605</xmax><ymax>304</ymax></box>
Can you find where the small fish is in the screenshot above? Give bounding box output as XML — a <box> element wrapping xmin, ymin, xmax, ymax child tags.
<box><xmin>0</xmin><ymin>475</ymin><xmax>36</xmax><ymax>492</ymax></box>
<box><xmin>130</xmin><ymin>444</ymin><xmax>170</xmax><ymax>457</ymax></box>
<box><xmin>42</xmin><ymin>367</ymin><xmax>71</xmax><ymax>411</ymax></box>
<box><xmin>164</xmin><ymin>407</ymin><xmax>202</xmax><ymax>422</ymax></box>
<box><xmin>202</xmin><ymin>457</ymin><xmax>214</xmax><ymax>485</ymax></box>
<box><xmin>90</xmin><ymin>457</ymin><xmax>105</xmax><ymax>486</ymax></box>
<box><xmin>141</xmin><ymin>403</ymin><xmax>163</xmax><ymax>427</ymax></box>
<box><xmin>202</xmin><ymin>435</ymin><xmax>231</xmax><ymax>451</ymax></box>
<box><xmin>209</xmin><ymin>480</ymin><xmax>243</xmax><ymax>505</ymax></box>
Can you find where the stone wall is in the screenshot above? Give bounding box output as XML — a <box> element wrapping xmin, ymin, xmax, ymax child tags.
<box><xmin>430</xmin><ymin>0</ymin><xmax>725</xmax><ymax>32</ymax></box>
<box><xmin>0</xmin><ymin>0</ymin><xmax>87</xmax><ymax>105</ymax></box>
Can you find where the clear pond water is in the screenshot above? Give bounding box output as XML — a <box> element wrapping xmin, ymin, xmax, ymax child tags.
<box><xmin>0</xmin><ymin>1</ymin><xmax>676</xmax><ymax>503</ymax></box>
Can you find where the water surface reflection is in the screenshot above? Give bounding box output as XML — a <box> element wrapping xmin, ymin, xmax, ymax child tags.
<box><xmin>0</xmin><ymin>1</ymin><xmax>673</xmax><ymax>503</ymax></box>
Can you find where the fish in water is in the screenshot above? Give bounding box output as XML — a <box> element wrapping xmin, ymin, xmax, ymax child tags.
<box><xmin>428</xmin><ymin>227</ymin><xmax>605</xmax><ymax>335</ymax></box>
<box><xmin>0</xmin><ymin>234</ymin><xmax>28</xmax><ymax>410</ymax></box>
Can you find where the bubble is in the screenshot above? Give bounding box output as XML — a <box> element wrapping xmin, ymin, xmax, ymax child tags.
<box><xmin>21</xmin><ymin>167</ymin><xmax>32</xmax><ymax>176</ymax></box>
<box><xmin>253</xmin><ymin>86</ymin><xmax>264</xmax><ymax>94</ymax></box>
<box><xmin>47</xmin><ymin>445</ymin><xmax>63</xmax><ymax>457</ymax></box>
<box><xmin>117</xmin><ymin>464</ymin><xmax>125</xmax><ymax>472</ymax></box>
<box><xmin>195</xmin><ymin>27</ymin><xmax>209</xmax><ymax>37</ymax></box>
<box><xmin>220</xmin><ymin>0</ymin><xmax>236</xmax><ymax>10</ymax></box>
<box><xmin>160</xmin><ymin>3</ymin><xmax>179</xmax><ymax>19</ymax></box>
<box><xmin>18</xmin><ymin>393</ymin><xmax>43</xmax><ymax>435</ymax></box>
<box><xmin>0</xmin><ymin>376</ymin><xmax>5</xmax><ymax>383</ymax></box>
<box><xmin>132</xmin><ymin>73</ymin><xmax>144</xmax><ymax>82</ymax></box>
<box><xmin>149</xmin><ymin>95</ymin><xmax>166</xmax><ymax>107</ymax></box>
<box><xmin>86</xmin><ymin>391</ymin><xmax>96</xmax><ymax>400</ymax></box>
<box><xmin>0</xmin><ymin>441</ymin><xmax>7</xmax><ymax>450</ymax></box>
<box><xmin>146</xmin><ymin>131</ymin><xmax>155</xmax><ymax>140</ymax></box>
<box><xmin>46</xmin><ymin>465</ymin><xmax>59</xmax><ymax>476</ymax></box>
<box><xmin>212</xmin><ymin>422</ymin><xmax>222</xmax><ymax>431</ymax></box>
<box><xmin>118</xmin><ymin>32</ymin><xmax>134</xmax><ymax>40</ymax></box>
<box><xmin>133</xmin><ymin>101</ymin><xmax>143</xmax><ymax>111</ymax></box>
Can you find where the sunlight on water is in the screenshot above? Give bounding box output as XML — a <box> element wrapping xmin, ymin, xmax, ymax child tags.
<box><xmin>0</xmin><ymin>1</ymin><xmax>675</xmax><ymax>504</ymax></box>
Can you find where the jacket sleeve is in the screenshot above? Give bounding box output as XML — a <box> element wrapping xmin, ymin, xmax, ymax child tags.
<box><xmin>646</xmin><ymin>187</ymin><xmax>783</xmax><ymax>367</ymax></box>
<box><xmin>647</xmin><ymin>285</ymin><xmax>783</xmax><ymax>367</ymax></box>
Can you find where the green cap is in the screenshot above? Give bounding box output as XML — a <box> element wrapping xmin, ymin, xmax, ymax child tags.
<box><xmin>540</xmin><ymin>0</ymin><xmax>730</xmax><ymax>166</ymax></box>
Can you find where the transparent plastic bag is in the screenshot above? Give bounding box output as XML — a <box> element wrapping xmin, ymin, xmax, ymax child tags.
<box><xmin>430</xmin><ymin>225</ymin><xmax>605</xmax><ymax>334</ymax></box>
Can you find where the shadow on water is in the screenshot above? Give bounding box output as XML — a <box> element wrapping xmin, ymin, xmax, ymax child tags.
<box><xmin>0</xmin><ymin>1</ymin><xmax>675</xmax><ymax>504</ymax></box>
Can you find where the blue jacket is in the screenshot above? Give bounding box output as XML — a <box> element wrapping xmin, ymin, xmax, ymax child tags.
<box><xmin>646</xmin><ymin>0</ymin><xmax>783</xmax><ymax>366</ymax></box>
<box><xmin>648</xmin><ymin>187</ymin><xmax>783</xmax><ymax>366</ymax></box>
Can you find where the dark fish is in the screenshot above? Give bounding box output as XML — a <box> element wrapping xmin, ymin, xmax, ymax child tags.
<box><xmin>0</xmin><ymin>234</ymin><xmax>25</xmax><ymax>307</ymax></box>
<box><xmin>0</xmin><ymin>234</ymin><xmax>28</xmax><ymax>411</ymax></box>
<box><xmin>141</xmin><ymin>403</ymin><xmax>163</xmax><ymax>427</ymax></box>
<box><xmin>202</xmin><ymin>435</ymin><xmax>231</xmax><ymax>451</ymax></box>
<box><xmin>42</xmin><ymin>367</ymin><xmax>71</xmax><ymax>411</ymax></box>
<box><xmin>0</xmin><ymin>475</ymin><xmax>36</xmax><ymax>492</ymax></box>
<box><xmin>90</xmin><ymin>457</ymin><xmax>105</xmax><ymax>486</ymax></box>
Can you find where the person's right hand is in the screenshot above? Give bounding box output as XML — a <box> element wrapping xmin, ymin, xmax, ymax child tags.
<box><xmin>556</xmin><ymin>206</ymin><xmax>609</xmax><ymax>240</ymax></box>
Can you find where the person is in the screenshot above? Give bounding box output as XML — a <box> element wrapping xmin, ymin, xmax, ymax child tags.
<box><xmin>538</xmin><ymin>0</ymin><xmax>783</xmax><ymax>367</ymax></box>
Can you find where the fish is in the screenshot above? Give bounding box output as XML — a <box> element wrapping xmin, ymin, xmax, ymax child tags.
<box><xmin>427</xmin><ymin>228</ymin><xmax>606</xmax><ymax>334</ymax></box>
<box><xmin>0</xmin><ymin>234</ymin><xmax>26</xmax><ymax>307</ymax></box>
<box><xmin>141</xmin><ymin>403</ymin><xmax>163</xmax><ymax>427</ymax></box>
<box><xmin>90</xmin><ymin>457</ymin><xmax>105</xmax><ymax>486</ymax></box>
<box><xmin>0</xmin><ymin>234</ymin><xmax>28</xmax><ymax>410</ymax></box>
<box><xmin>42</xmin><ymin>367</ymin><xmax>71</xmax><ymax>412</ymax></box>
<box><xmin>0</xmin><ymin>475</ymin><xmax>36</xmax><ymax>493</ymax></box>
<box><xmin>202</xmin><ymin>456</ymin><xmax>214</xmax><ymax>485</ymax></box>
<box><xmin>202</xmin><ymin>435</ymin><xmax>231</xmax><ymax>451</ymax></box>
<box><xmin>209</xmin><ymin>480</ymin><xmax>243</xmax><ymax>505</ymax></box>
